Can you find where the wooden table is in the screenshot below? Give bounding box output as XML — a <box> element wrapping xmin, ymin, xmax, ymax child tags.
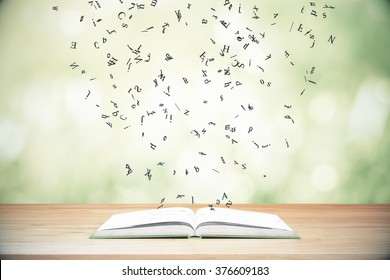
<box><xmin>0</xmin><ymin>204</ymin><xmax>389</xmax><ymax>259</ymax></box>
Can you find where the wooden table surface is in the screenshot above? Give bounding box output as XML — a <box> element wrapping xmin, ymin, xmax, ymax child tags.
<box><xmin>0</xmin><ymin>204</ymin><xmax>389</xmax><ymax>260</ymax></box>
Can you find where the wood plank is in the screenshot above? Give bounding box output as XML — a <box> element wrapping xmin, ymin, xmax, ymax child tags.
<box><xmin>0</xmin><ymin>204</ymin><xmax>389</xmax><ymax>259</ymax></box>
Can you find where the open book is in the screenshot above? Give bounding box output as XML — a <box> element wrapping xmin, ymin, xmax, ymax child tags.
<box><xmin>91</xmin><ymin>207</ymin><xmax>299</xmax><ymax>239</ymax></box>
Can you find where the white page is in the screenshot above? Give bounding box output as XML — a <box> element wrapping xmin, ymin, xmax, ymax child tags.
<box><xmin>97</xmin><ymin>207</ymin><xmax>195</xmax><ymax>231</ymax></box>
<box><xmin>194</xmin><ymin>207</ymin><xmax>293</xmax><ymax>231</ymax></box>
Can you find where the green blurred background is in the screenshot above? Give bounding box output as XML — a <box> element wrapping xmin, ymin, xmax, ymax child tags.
<box><xmin>0</xmin><ymin>0</ymin><xmax>389</xmax><ymax>203</ymax></box>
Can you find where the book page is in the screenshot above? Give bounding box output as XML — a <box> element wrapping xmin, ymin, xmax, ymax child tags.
<box><xmin>194</xmin><ymin>207</ymin><xmax>293</xmax><ymax>231</ymax></box>
<box><xmin>97</xmin><ymin>207</ymin><xmax>195</xmax><ymax>231</ymax></box>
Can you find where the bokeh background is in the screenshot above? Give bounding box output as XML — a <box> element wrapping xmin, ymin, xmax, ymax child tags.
<box><xmin>0</xmin><ymin>0</ymin><xmax>389</xmax><ymax>204</ymax></box>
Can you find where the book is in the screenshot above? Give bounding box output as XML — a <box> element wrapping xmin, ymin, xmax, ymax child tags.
<box><xmin>91</xmin><ymin>207</ymin><xmax>299</xmax><ymax>239</ymax></box>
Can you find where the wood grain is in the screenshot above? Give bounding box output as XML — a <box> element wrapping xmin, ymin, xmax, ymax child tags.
<box><xmin>0</xmin><ymin>204</ymin><xmax>389</xmax><ymax>259</ymax></box>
